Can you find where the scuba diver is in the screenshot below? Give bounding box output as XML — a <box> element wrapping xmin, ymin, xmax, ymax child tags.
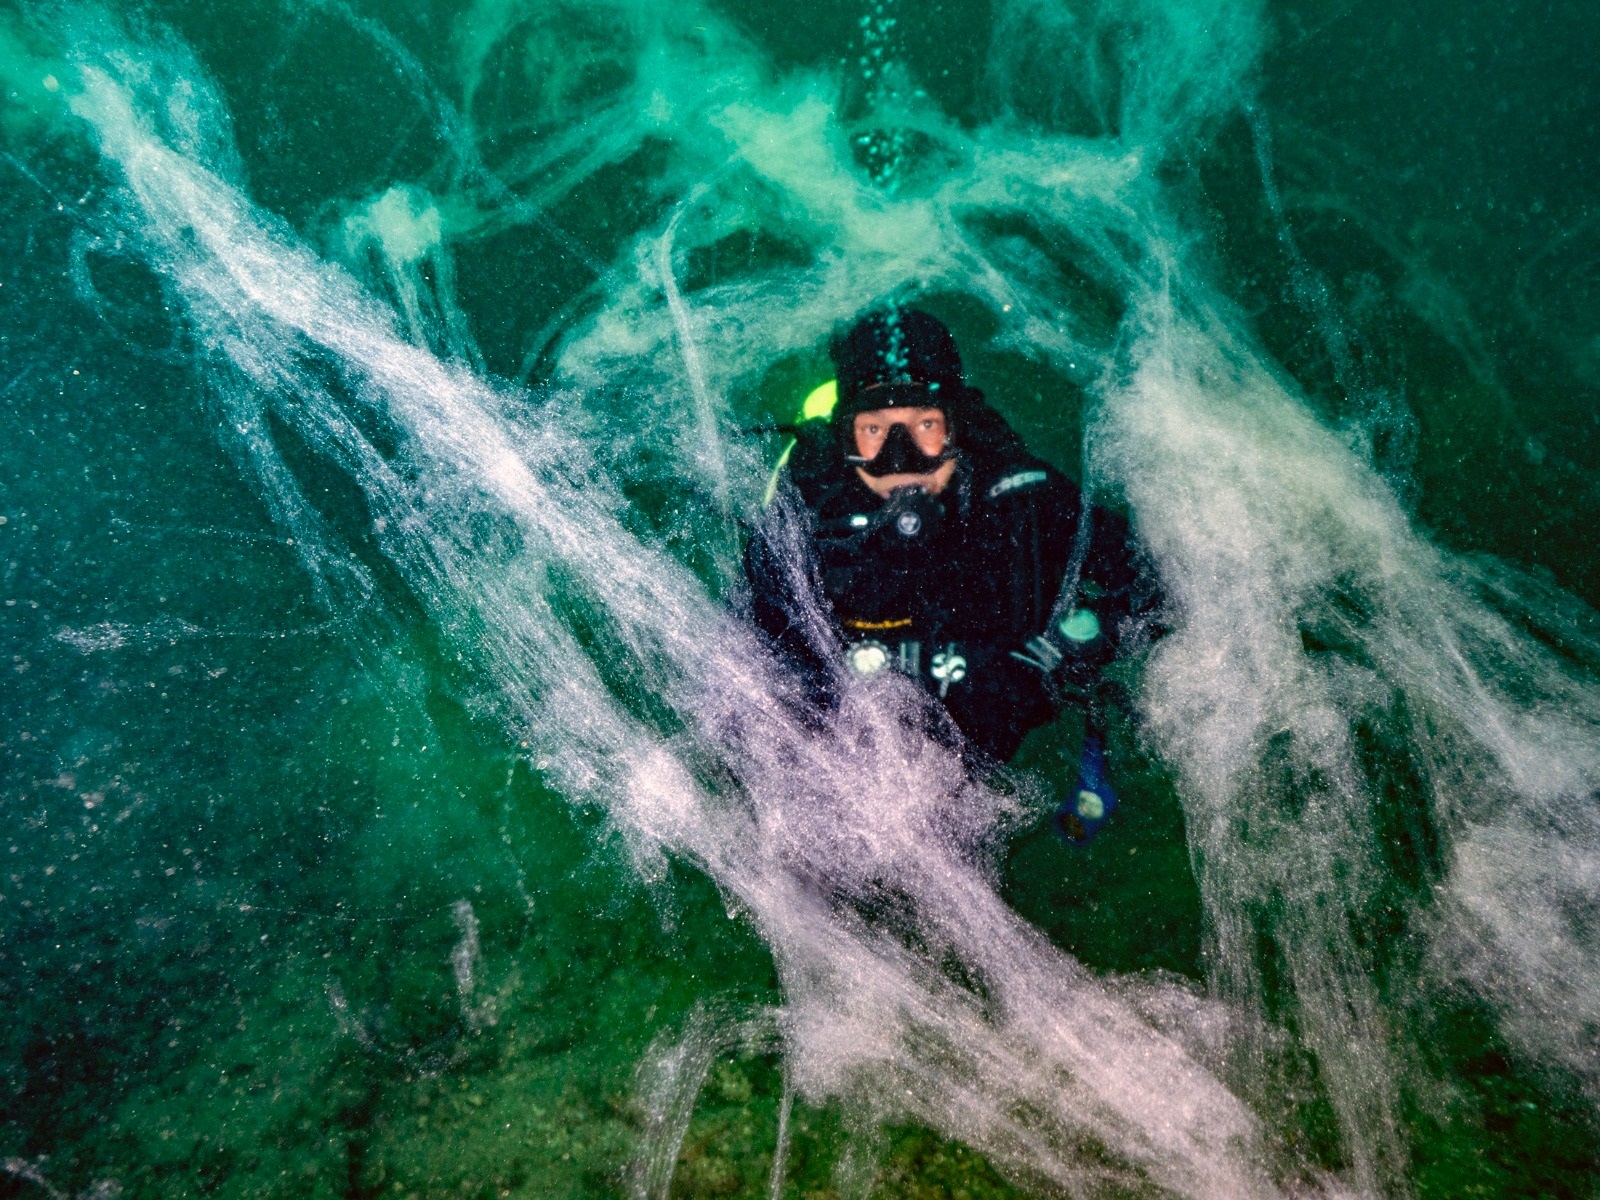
<box><xmin>742</xmin><ymin>306</ymin><xmax>1162</xmax><ymax>842</ymax></box>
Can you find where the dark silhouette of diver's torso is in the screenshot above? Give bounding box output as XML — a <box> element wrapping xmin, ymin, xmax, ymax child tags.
<box><xmin>747</xmin><ymin>408</ymin><xmax>1152</xmax><ymax>762</ymax></box>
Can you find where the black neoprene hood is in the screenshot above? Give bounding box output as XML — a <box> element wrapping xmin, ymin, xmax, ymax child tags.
<box><xmin>829</xmin><ymin>307</ymin><xmax>980</xmax><ymax>421</ymax></box>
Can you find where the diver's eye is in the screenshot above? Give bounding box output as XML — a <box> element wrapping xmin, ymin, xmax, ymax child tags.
<box><xmin>920</xmin><ymin>419</ymin><xmax>934</xmax><ymax>430</ymax></box>
<box><xmin>865</xmin><ymin>424</ymin><xmax>880</xmax><ymax>435</ymax></box>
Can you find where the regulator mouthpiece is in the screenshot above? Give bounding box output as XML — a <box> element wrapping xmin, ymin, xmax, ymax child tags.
<box><xmin>880</xmin><ymin>485</ymin><xmax>944</xmax><ymax>543</ymax></box>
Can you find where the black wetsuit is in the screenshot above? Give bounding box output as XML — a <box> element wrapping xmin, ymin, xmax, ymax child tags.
<box><xmin>744</xmin><ymin>404</ymin><xmax>1159</xmax><ymax>762</ymax></box>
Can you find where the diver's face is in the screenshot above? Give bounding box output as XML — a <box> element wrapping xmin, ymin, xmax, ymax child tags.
<box><xmin>851</xmin><ymin>406</ymin><xmax>956</xmax><ymax>497</ymax></box>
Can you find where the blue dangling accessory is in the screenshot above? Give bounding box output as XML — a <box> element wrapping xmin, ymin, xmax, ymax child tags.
<box><xmin>1055</xmin><ymin>735</ymin><xmax>1117</xmax><ymax>845</ymax></box>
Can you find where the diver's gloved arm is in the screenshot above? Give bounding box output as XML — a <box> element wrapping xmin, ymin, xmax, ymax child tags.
<box><xmin>1015</xmin><ymin>492</ymin><xmax>1166</xmax><ymax>690</ymax></box>
<box><xmin>1008</xmin><ymin>606</ymin><xmax>1115</xmax><ymax>692</ymax></box>
<box><xmin>1081</xmin><ymin>503</ymin><xmax>1166</xmax><ymax>641</ymax></box>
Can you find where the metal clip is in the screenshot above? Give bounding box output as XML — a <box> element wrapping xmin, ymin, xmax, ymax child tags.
<box><xmin>1010</xmin><ymin>634</ymin><xmax>1062</xmax><ymax>673</ymax></box>
<box><xmin>930</xmin><ymin>643</ymin><xmax>968</xmax><ymax>699</ymax></box>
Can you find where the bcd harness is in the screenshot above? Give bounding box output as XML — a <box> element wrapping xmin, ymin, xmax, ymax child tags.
<box><xmin>839</xmin><ymin>605</ymin><xmax>1100</xmax><ymax>698</ymax></box>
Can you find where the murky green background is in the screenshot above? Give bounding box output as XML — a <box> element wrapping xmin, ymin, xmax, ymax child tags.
<box><xmin>3</xmin><ymin>1</ymin><xmax>1598</xmax><ymax>1197</ymax></box>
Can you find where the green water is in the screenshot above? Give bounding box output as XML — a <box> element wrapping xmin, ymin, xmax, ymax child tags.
<box><xmin>3</xmin><ymin>1</ymin><xmax>1599</xmax><ymax>1198</ymax></box>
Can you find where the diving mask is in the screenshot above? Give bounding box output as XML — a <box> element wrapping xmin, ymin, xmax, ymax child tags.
<box><xmin>847</xmin><ymin>419</ymin><xmax>951</xmax><ymax>478</ymax></box>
